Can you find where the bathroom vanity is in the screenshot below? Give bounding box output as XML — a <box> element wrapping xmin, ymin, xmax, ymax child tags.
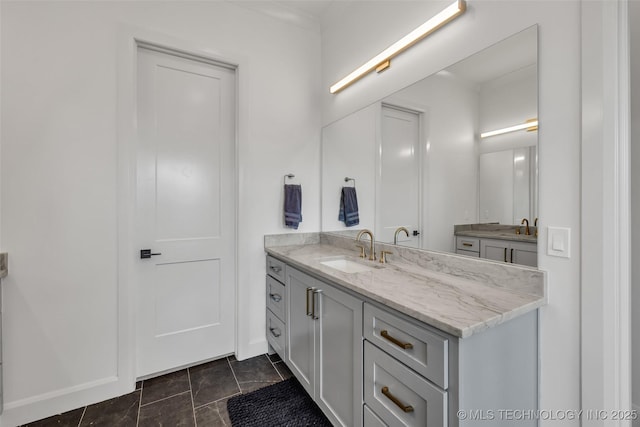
<box><xmin>265</xmin><ymin>233</ymin><xmax>545</xmax><ymax>427</ymax></box>
<box><xmin>454</xmin><ymin>224</ymin><xmax>537</xmax><ymax>267</ymax></box>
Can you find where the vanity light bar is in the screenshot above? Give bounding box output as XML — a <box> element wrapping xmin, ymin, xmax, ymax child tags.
<box><xmin>329</xmin><ymin>0</ymin><xmax>466</xmax><ymax>94</ymax></box>
<box><xmin>480</xmin><ymin>119</ymin><xmax>539</xmax><ymax>139</ymax></box>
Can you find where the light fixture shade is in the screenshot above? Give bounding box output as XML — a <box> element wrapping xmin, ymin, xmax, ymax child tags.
<box><xmin>329</xmin><ymin>0</ymin><xmax>466</xmax><ymax>94</ymax></box>
<box><xmin>480</xmin><ymin>119</ymin><xmax>539</xmax><ymax>139</ymax></box>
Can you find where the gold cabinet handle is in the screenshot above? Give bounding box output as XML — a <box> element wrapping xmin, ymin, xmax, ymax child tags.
<box><xmin>306</xmin><ymin>287</ymin><xmax>313</xmax><ymax>316</ymax></box>
<box><xmin>462</xmin><ymin>242</ymin><xmax>473</xmax><ymax>247</ymax></box>
<box><xmin>312</xmin><ymin>289</ymin><xmax>322</xmax><ymax>320</ymax></box>
<box><xmin>269</xmin><ymin>327</ymin><xmax>281</xmax><ymax>338</ymax></box>
<box><xmin>381</xmin><ymin>386</ymin><xmax>414</xmax><ymax>413</ymax></box>
<box><xmin>510</xmin><ymin>248</ymin><xmax>514</xmax><ymax>263</ymax></box>
<box><xmin>380</xmin><ymin>330</ymin><xmax>413</xmax><ymax>349</ymax></box>
<box><xmin>269</xmin><ymin>293</ymin><xmax>282</xmax><ymax>303</ymax></box>
<box><xmin>503</xmin><ymin>247</ymin><xmax>507</xmax><ymax>262</ymax></box>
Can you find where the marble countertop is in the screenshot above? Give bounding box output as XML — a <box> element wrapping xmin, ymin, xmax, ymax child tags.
<box><xmin>265</xmin><ymin>239</ymin><xmax>545</xmax><ymax>339</ymax></box>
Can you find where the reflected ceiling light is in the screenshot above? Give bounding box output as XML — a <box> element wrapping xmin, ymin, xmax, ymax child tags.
<box><xmin>329</xmin><ymin>0</ymin><xmax>466</xmax><ymax>94</ymax></box>
<box><xmin>480</xmin><ymin>119</ymin><xmax>539</xmax><ymax>139</ymax></box>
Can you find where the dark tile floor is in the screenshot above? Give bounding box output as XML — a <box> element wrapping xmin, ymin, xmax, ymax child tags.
<box><xmin>22</xmin><ymin>353</ymin><xmax>293</xmax><ymax>427</ymax></box>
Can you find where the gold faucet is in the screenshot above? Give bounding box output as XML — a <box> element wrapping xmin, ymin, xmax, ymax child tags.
<box><xmin>521</xmin><ymin>218</ymin><xmax>530</xmax><ymax>236</ymax></box>
<box><xmin>356</xmin><ymin>229</ymin><xmax>376</xmax><ymax>261</ymax></box>
<box><xmin>393</xmin><ymin>226</ymin><xmax>410</xmax><ymax>245</ymax></box>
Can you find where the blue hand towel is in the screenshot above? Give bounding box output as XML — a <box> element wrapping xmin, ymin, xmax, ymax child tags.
<box><xmin>338</xmin><ymin>187</ymin><xmax>359</xmax><ymax>227</ymax></box>
<box><xmin>284</xmin><ymin>184</ymin><xmax>302</xmax><ymax>229</ymax></box>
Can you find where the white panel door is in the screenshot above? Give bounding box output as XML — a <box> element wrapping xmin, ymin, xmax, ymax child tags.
<box><xmin>136</xmin><ymin>46</ymin><xmax>236</xmax><ymax>378</ymax></box>
<box><xmin>379</xmin><ymin>105</ymin><xmax>421</xmax><ymax>247</ymax></box>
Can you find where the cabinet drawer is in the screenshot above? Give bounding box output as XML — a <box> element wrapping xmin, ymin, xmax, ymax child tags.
<box><xmin>456</xmin><ymin>236</ymin><xmax>479</xmax><ymax>252</ymax></box>
<box><xmin>266</xmin><ymin>255</ymin><xmax>286</xmax><ymax>282</ymax></box>
<box><xmin>456</xmin><ymin>249</ymin><xmax>480</xmax><ymax>258</ymax></box>
<box><xmin>266</xmin><ymin>309</ymin><xmax>285</xmax><ymax>359</ymax></box>
<box><xmin>266</xmin><ymin>276</ymin><xmax>285</xmax><ymax>322</ymax></box>
<box><xmin>364</xmin><ymin>405</ymin><xmax>387</xmax><ymax>427</ymax></box>
<box><xmin>364</xmin><ymin>303</ymin><xmax>448</xmax><ymax>389</ymax></box>
<box><xmin>364</xmin><ymin>341</ymin><xmax>447</xmax><ymax>427</ymax></box>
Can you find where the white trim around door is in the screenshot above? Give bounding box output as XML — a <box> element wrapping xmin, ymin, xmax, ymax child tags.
<box><xmin>117</xmin><ymin>26</ymin><xmax>242</xmax><ymax>389</ymax></box>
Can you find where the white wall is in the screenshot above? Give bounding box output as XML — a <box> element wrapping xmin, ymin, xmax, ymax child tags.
<box><xmin>388</xmin><ymin>74</ymin><xmax>478</xmax><ymax>253</ymax></box>
<box><xmin>321</xmin><ymin>103</ymin><xmax>377</xmax><ymax>232</ymax></box>
<box><xmin>0</xmin><ymin>2</ymin><xmax>320</xmax><ymax>425</ymax></box>
<box><xmin>631</xmin><ymin>0</ymin><xmax>640</xmax><ymax>420</ymax></box>
<box><xmin>321</xmin><ymin>1</ymin><xmax>582</xmax><ymax>424</ymax></box>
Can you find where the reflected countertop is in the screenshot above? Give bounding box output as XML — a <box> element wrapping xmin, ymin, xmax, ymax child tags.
<box><xmin>454</xmin><ymin>224</ymin><xmax>538</xmax><ymax>244</ymax></box>
<box><xmin>265</xmin><ymin>233</ymin><xmax>546</xmax><ymax>339</ymax></box>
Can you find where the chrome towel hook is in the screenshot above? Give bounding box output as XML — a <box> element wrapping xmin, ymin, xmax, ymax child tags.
<box><xmin>344</xmin><ymin>177</ymin><xmax>356</xmax><ymax>188</ymax></box>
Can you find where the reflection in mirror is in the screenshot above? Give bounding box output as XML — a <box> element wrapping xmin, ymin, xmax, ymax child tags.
<box><xmin>321</xmin><ymin>26</ymin><xmax>538</xmax><ymax>262</ymax></box>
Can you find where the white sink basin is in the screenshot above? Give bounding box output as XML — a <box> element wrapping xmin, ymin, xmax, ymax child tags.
<box><xmin>320</xmin><ymin>258</ymin><xmax>373</xmax><ymax>274</ymax></box>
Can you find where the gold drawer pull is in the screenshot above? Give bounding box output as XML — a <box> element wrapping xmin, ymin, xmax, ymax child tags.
<box><xmin>462</xmin><ymin>242</ymin><xmax>473</xmax><ymax>247</ymax></box>
<box><xmin>381</xmin><ymin>386</ymin><xmax>414</xmax><ymax>413</ymax></box>
<box><xmin>381</xmin><ymin>330</ymin><xmax>413</xmax><ymax>349</ymax></box>
<box><xmin>269</xmin><ymin>265</ymin><xmax>282</xmax><ymax>273</ymax></box>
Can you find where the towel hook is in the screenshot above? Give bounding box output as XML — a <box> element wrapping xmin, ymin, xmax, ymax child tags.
<box><xmin>284</xmin><ymin>173</ymin><xmax>295</xmax><ymax>185</ymax></box>
<box><xmin>344</xmin><ymin>177</ymin><xmax>356</xmax><ymax>188</ymax></box>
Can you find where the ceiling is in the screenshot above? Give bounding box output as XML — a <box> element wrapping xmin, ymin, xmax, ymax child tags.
<box><xmin>229</xmin><ymin>0</ymin><xmax>340</xmax><ymax>31</ymax></box>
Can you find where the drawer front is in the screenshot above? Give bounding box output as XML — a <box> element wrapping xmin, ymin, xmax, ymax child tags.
<box><xmin>456</xmin><ymin>248</ymin><xmax>480</xmax><ymax>258</ymax></box>
<box><xmin>266</xmin><ymin>276</ymin><xmax>285</xmax><ymax>321</ymax></box>
<box><xmin>266</xmin><ymin>309</ymin><xmax>285</xmax><ymax>359</ymax></box>
<box><xmin>364</xmin><ymin>405</ymin><xmax>387</xmax><ymax>427</ymax></box>
<box><xmin>364</xmin><ymin>341</ymin><xmax>447</xmax><ymax>427</ymax></box>
<box><xmin>364</xmin><ymin>303</ymin><xmax>448</xmax><ymax>389</ymax></box>
<box><xmin>266</xmin><ymin>255</ymin><xmax>286</xmax><ymax>282</ymax></box>
<box><xmin>456</xmin><ymin>236</ymin><xmax>479</xmax><ymax>252</ymax></box>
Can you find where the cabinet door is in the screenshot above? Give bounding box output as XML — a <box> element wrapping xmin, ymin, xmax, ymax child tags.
<box><xmin>315</xmin><ymin>283</ymin><xmax>363</xmax><ymax>427</ymax></box>
<box><xmin>286</xmin><ymin>267</ymin><xmax>316</xmax><ymax>396</ymax></box>
<box><xmin>510</xmin><ymin>242</ymin><xmax>538</xmax><ymax>267</ymax></box>
<box><xmin>480</xmin><ymin>239</ymin><xmax>509</xmax><ymax>262</ymax></box>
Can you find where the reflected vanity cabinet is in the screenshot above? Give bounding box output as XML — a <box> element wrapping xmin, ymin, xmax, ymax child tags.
<box><xmin>266</xmin><ymin>255</ymin><xmax>286</xmax><ymax>359</ymax></box>
<box><xmin>456</xmin><ymin>236</ymin><xmax>537</xmax><ymax>267</ymax></box>
<box><xmin>480</xmin><ymin>239</ymin><xmax>537</xmax><ymax>267</ymax></box>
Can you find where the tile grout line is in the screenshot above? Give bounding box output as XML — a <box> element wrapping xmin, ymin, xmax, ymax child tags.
<box><xmin>76</xmin><ymin>405</ymin><xmax>87</xmax><ymax>427</ymax></box>
<box><xmin>136</xmin><ymin>380</ymin><xmax>143</xmax><ymax>427</ymax></box>
<box><xmin>226</xmin><ymin>356</ymin><xmax>243</xmax><ymax>393</ymax></box>
<box><xmin>139</xmin><ymin>390</ymin><xmax>192</xmax><ymax>407</ymax></box>
<box><xmin>187</xmin><ymin>368</ymin><xmax>198</xmax><ymax>427</ymax></box>
<box><xmin>268</xmin><ymin>356</ymin><xmax>285</xmax><ymax>381</ymax></box>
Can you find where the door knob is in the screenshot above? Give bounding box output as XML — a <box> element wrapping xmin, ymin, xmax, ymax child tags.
<box><xmin>140</xmin><ymin>249</ymin><xmax>162</xmax><ymax>259</ymax></box>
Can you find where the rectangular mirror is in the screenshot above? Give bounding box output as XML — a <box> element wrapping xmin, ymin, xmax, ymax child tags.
<box><xmin>321</xmin><ymin>26</ymin><xmax>538</xmax><ymax>264</ymax></box>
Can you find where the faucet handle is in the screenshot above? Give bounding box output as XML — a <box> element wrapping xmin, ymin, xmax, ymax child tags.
<box><xmin>355</xmin><ymin>244</ymin><xmax>366</xmax><ymax>258</ymax></box>
<box><xmin>379</xmin><ymin>250</ymin><xmax>393</xmax><ymax>264</ymax></box>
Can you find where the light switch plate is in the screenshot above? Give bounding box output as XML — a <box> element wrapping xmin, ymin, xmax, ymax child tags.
<box><xmin>547</xmin><ymin>227</ymin><xmax>570</xmax><ymax>258</ymax></box>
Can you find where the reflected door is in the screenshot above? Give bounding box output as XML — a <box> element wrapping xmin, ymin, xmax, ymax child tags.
<box><xmin>378</xmin><ymin>105</ymin><xmax>421</xmax><ymax>247</ymax></box>
<box><xmin>135</xmin><ymin>46</ymin><xmax>236</xmax><ymax>377</ymax></box>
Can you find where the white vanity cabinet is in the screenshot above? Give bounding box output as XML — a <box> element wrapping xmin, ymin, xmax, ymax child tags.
<box><xmin>363</xmin><ymin>303</ymin><xmax>448</xmax><ymax>426</ymax></box>
<box><xmin>480</xmin><ymin>238</ymin><xmax>537</xmax><ymax>267</ymax></box>
<box><xmin>267</xmin><ymin>253</ymin><xmax>539</xmax><ymax>427</ymax></box>
<box><xmin>266</xmin><ymin>255</ymin><xmax>286</xmax><ymax>359</ymax></box>
<box><xmin>285</xmin><ymin>266</ymin><xmax>363</xmax><ymax>427</ymax></box>
<box><xmin>362</xmin><ymin>301</ymin><xmax>538</xmax><ymax>427</ymax></box>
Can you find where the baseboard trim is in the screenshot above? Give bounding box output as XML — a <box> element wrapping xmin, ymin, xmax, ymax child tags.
<box><xmin>236</xmin><ymin>338</ymin><xmax>268</xmax><ymax>361</ymax></box>
<box><xmin>1</xmin><ymin>375</ymin><xmax>133</xmax><ymax>427</ymax></box>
